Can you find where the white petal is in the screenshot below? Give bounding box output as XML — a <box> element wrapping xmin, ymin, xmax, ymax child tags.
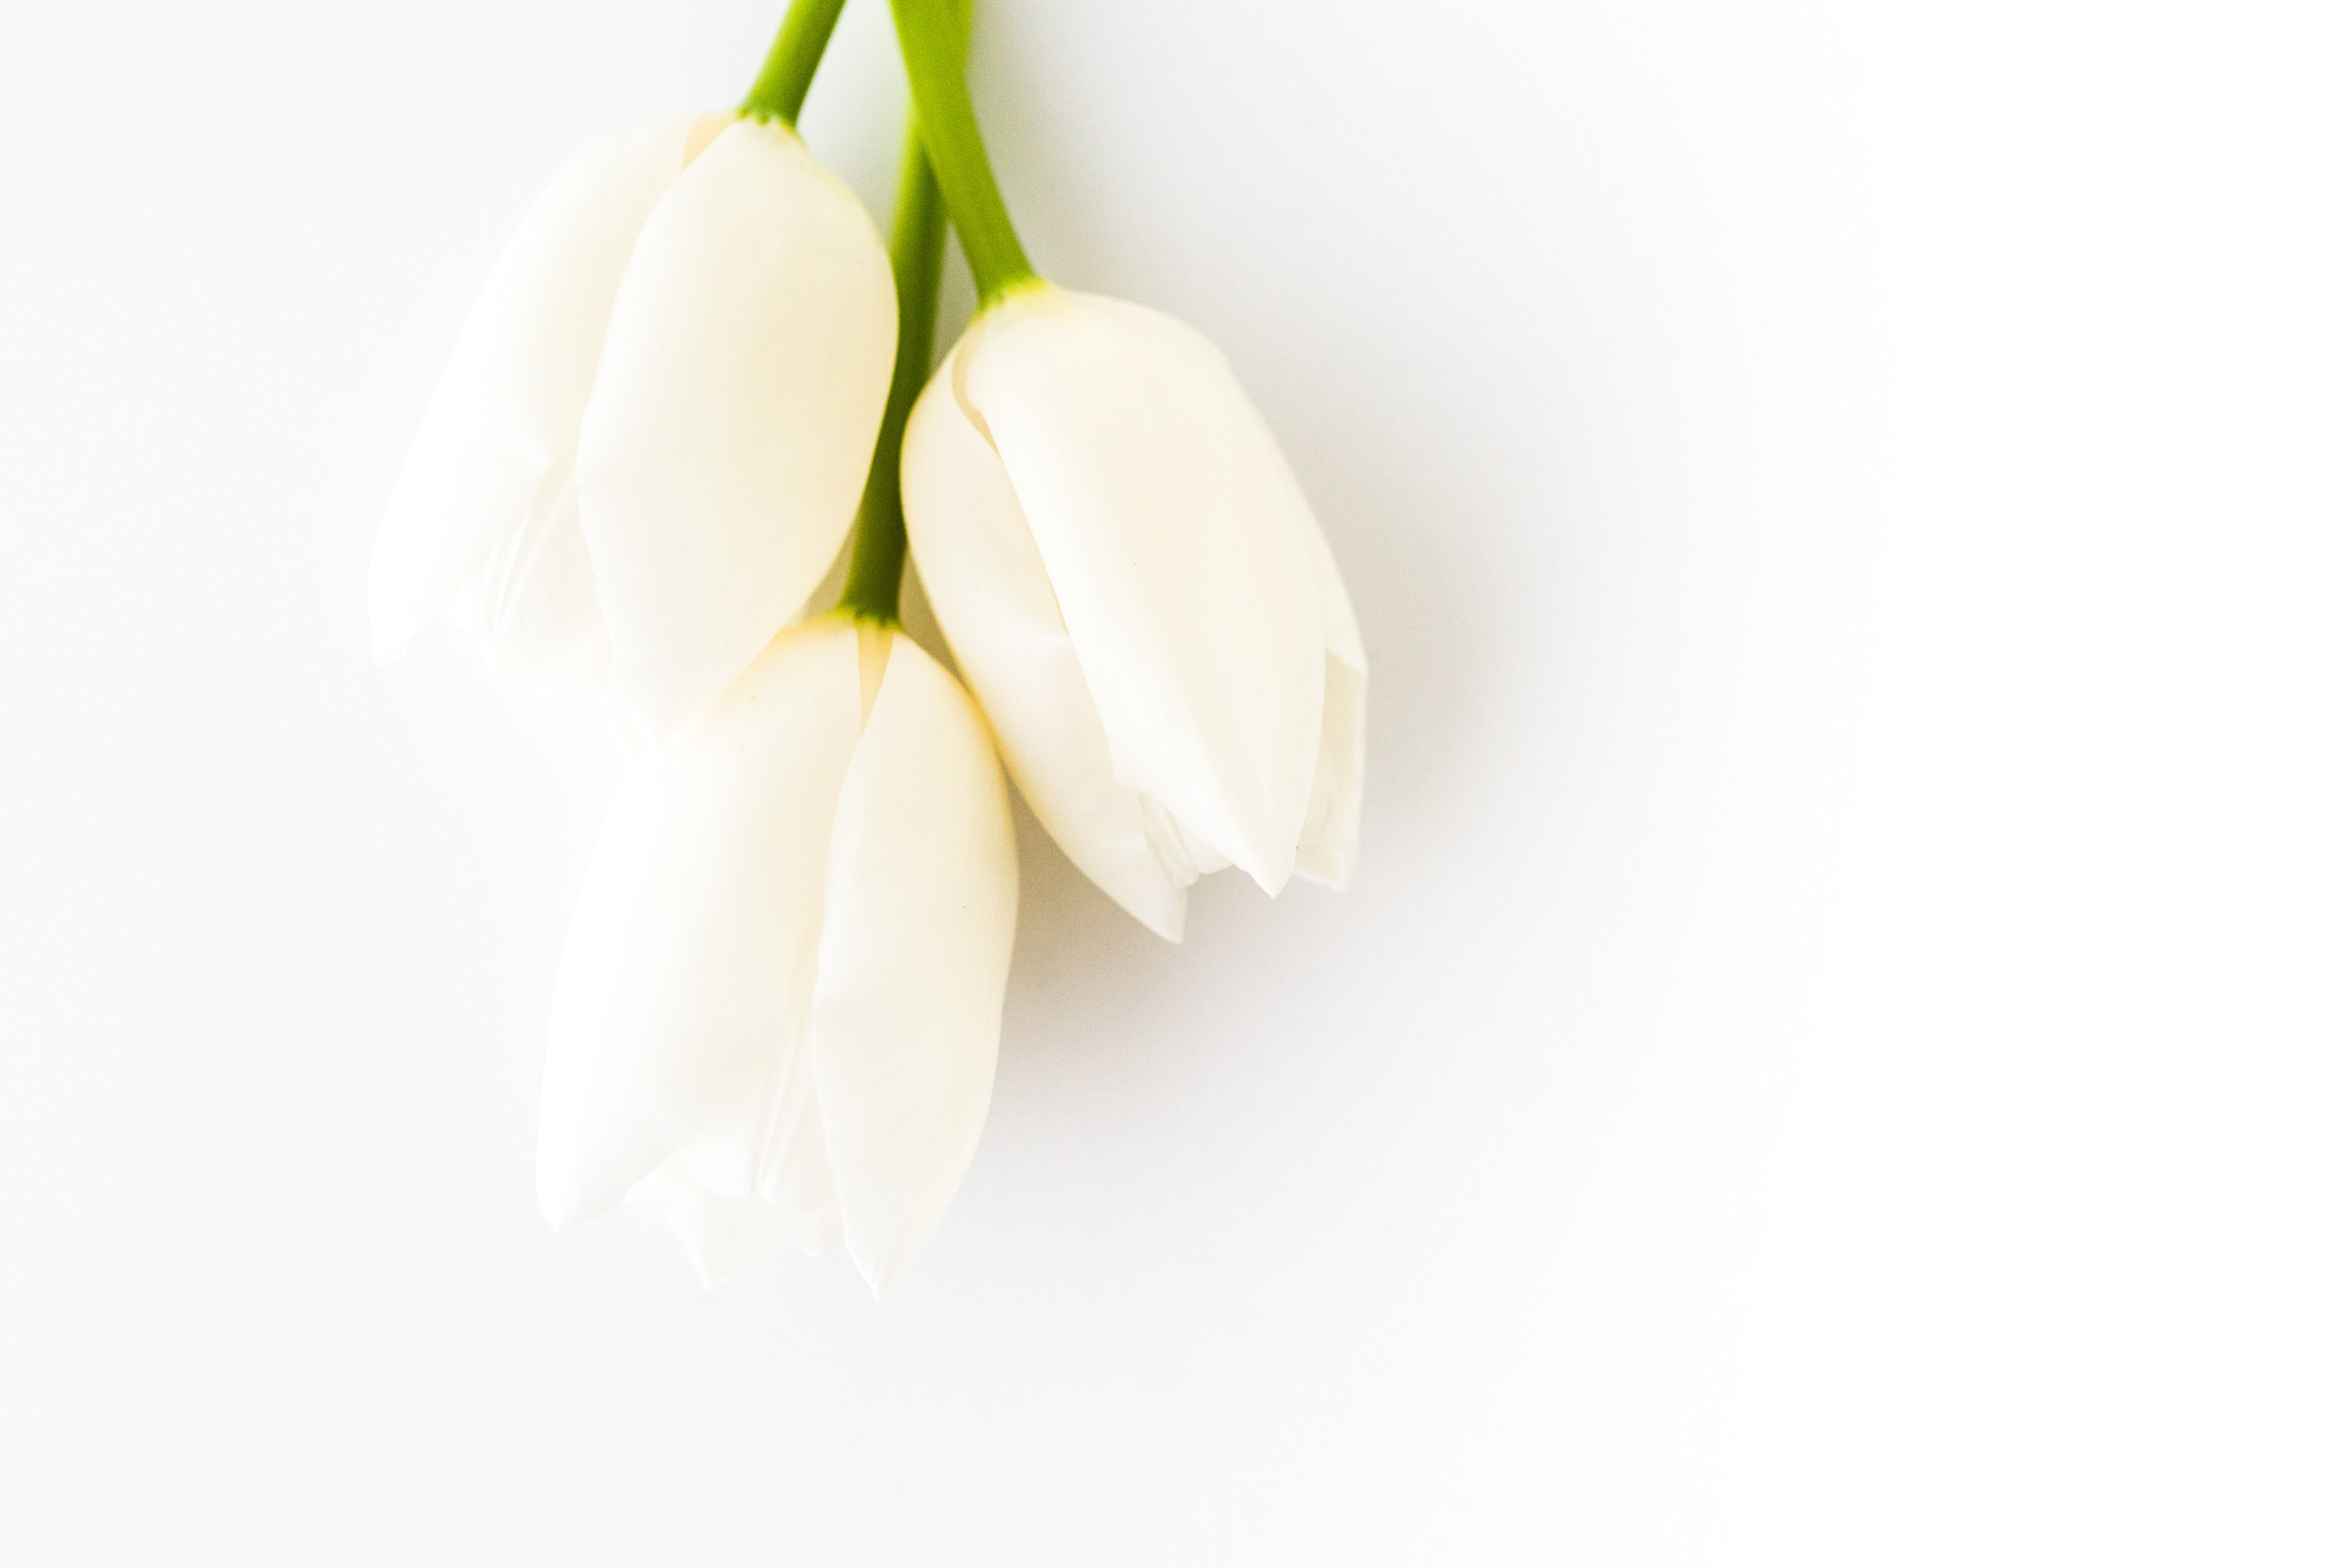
<box><xmin>955</xmin><ymin>287</ymin><xmax>1325</xmax><ymax>894</ymax></box>
<box><xmin>1294</xmin><ymin>655</ymin><xmax>1365</xmax><ymax>888</ymax></box>
<box><xmin>1292</xmin><ymin>512</ymin><xmax>1367</xmax><ymax>889</ymax></box>
<box><xmin>1140</xmin><ymin>797</ymin><xmax>1232</xmax><ymax>888</ymax></box>
<box><xmin>755</xmin><ymin>1058</ymin><xmax>846</xmax><ymax>1238</ymax></box>
<box><xmin>370</xmin><ymin>114</ymin><xmax>697</xmax><ymax>664</ymax></box>
<box><xmin>445</xmin><ymin>447</ymin><xmax>612</xmax><ymax>697</ymax></box>
<box><xmin>641</xmin><ymin>1179</ymin><xmax>810</xmax><ymax>1291</ymax></box>
<box><xmin>538</xmin><ymin>619</ymin><xmax>862</xmax><ymax>1228</ymax></box>
<box><xmin>578</xmin><ymin>120</ymin><xmax>896</xmax><ymax>741</ymax></box>
<box><xmin>810</xmin><ymin>635</ymin><xmax>1018</xmax><ymax>1296</ymax></box>
<box><xmin>901</xmin><ymin>371</ymin><xmax>1189</xmax><ymax>940</ymax></box>
<box><xmin>662</xmin><ymin>972</ymin><xmax>841</xmax><ymax>1247</ymax></box>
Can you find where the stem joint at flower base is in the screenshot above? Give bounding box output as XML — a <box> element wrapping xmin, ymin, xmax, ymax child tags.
<box><xmin>741</xmin><ymin>0</ymin><xmax>853</xmax><ymax>127</ymax></box>
<box><xmin>888</xmin><ymin>0</ymin><xmax>1036</xmax><ymax>304</ymax></box>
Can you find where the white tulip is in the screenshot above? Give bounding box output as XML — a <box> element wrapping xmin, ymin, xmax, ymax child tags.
<box><xmin>368</xmin><ymin>112</ymin><xmax>896</xmax><ymax>739</ymax></box>
<box><xmin>538</xmin><ymin>606</ymin><xmax>1025</xmax><ymax>1298</ymax></box>
<box><xmin>900</xmin><ymin>284</ymin><xmax>1365</xmax><ymax>940</ymax></box>
<box><xmin>496</xmin><ymin>10</ymin><xmax>1017</xmax><ymax>1297</ymax></box>
<box><xmin>535</xmin><ymin>613</ymin><xmax>1018</xmax><ymax>1294</ymax></box>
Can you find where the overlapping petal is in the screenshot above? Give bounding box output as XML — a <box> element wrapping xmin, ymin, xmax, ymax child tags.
<box><xmin>811</xmin><ymin>632</ymin><xmax>1019</xmax><ymax>1294</ymax></box>
<box><xmin>370</xmin><ymin>114</ymin><xmax>698</xmax><ymax>665</ymax></box>
<box><xmin>577</xmin><ymin>120</ymin><xmax>897</xmax><ymax>741</ymax></box>
<box><xmin>902</xmin><ymin>371</ymin><xmax>1190</xmax><ymax>939</ymax></box>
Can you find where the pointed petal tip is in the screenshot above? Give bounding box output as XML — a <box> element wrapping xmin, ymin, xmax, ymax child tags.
<box><xmin>1241</xmin><ymin>850</ymin><xmax>1296</xmax><ymax>901</ymax></box>
<box><xmin>1293</xmin><ymin>862</ymin><xmax>1352</xmax><ymax>892</ymax></box>
<box><xmin>536</xmin><ymin>1154</ymin><xmax>621</xmax><ymax>1234</ymax></box>
<box><xmin>851</xmin><ymin>1235</ymin><xmax>914</xmax><ymax>1300</ymax></box>
<box><xmin>1126</xmin><ymin>883</ymin><xmax>1186</xmax><ymax>943</ymax></box>
<box><xmin>1096</xmin><ymin>872</ymin><xmax>1186</xmax><ymax>943</ymax></box>
<box><xmin>1292</xmin><ymin>832</ymin><xmax>1356</xmax><ymax>891</ymax></box>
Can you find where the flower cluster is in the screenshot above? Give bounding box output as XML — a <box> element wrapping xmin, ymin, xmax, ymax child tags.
<box><xmin>371</xmin><ymin>0</ymin><xmax>1364</xmax><ymax>1294</ymax></box>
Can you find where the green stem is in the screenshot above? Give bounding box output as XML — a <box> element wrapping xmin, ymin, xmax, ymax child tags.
<box><xmin>889</xmin><ymin>0</ymin><xmax>1038</xmax><ymax>302</ymax></box>
<box><xmin>740</xmin><ymin>0</ymin><xmax>851</xmax><ymax>126</ymax></box>
<box><xmin>836</xmin><ymin>116</ymin><xmax>953</xmax><ymax>625</ymax></box>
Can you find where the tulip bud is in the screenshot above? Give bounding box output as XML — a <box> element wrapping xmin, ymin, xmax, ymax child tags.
<box><xmin>368</xmin><ymin>114</ymin><xmax>896</xmax><ymax>740</ymax></box>
<box><xmin>902</xmin><ymin>284</ymin><xmax>1365</xmax><ymax>940</ymax></box>
<box><xmin>536</xmin><ymin>613</ymin><xmax>1018</xmax><ymax>1294</ymax></box>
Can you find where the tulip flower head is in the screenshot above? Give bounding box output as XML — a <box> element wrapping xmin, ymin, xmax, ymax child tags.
<box><xmin>538</xmin><ymin>613</ymin><xmax>1018</xmax><ymax>1293</ymax></box>
<box><xmin>902</xmin><ymin>285</ymin><xmax>1366</xmax><ymax>940</ymax></box>
<box><xmin>877</xmin><ymin>0</ymin><xmax>1365</xmax><ymax>942</ymax></box>
<box><xmin>368</xmin><ymin>110</ymin><xmax>895</xmax><ymax>740</ymax></box>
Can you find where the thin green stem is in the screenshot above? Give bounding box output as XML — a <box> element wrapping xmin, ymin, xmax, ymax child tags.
<box><xmin>836</xmin><ymin>116</ymin><xmax>953</xmax><ymax>625</ymax></box>
<box><xmin>740</xmin><ymin>0</ymin><xmax>851</xmax><ymax>126</ymax></box>
<box><xmin>889</xmin><ymin>0</ymin><xmax>1038</xmax><ymax>303</ymax></box>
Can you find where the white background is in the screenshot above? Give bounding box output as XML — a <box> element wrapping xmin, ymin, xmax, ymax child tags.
<box><xmin>3</xmin><ymin>1</ymin><xmax>2347</xmax><ymax>1561</ymax></box>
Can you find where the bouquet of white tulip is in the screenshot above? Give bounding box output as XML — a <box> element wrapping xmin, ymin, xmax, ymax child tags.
<box><xmin>370</xmin><ymin>0</ymin><xmax>1365</xmax><ymax>1295</ymax></box>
